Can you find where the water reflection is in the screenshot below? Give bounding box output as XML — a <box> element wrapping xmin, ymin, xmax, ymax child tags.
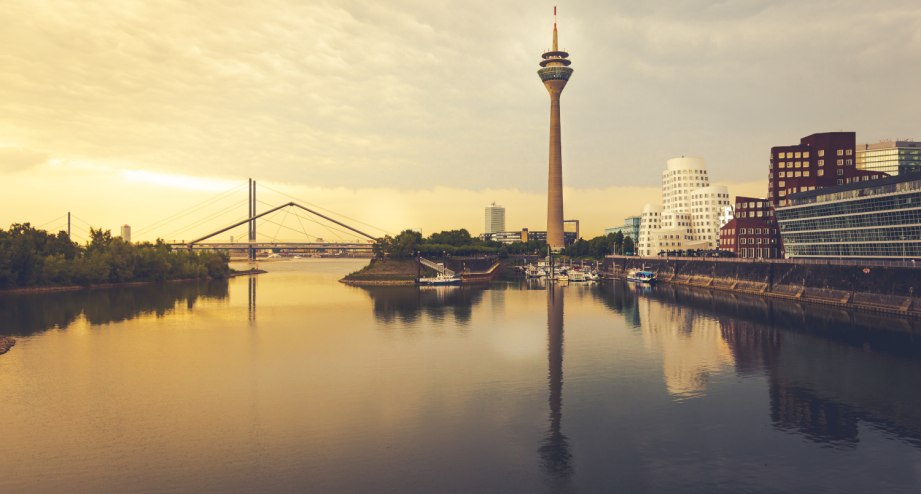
<box><xmin>356</xmin><ymin>285</ymin><xmax>487</xmax><ymax>325</ymax></box>
<box><xmin>0</xmin><ymin>280</ymin><xmax>228</xmax><ymax>336</ymax></box>
<box><xmin>539</xmin><ymin>282</ymin><xmax>574</xmax><ymax>489</ymax></box>
<box><xmin>598</xmin><ymin>281</ymin><xmax>921</xmax><ymax>447</ymax></box>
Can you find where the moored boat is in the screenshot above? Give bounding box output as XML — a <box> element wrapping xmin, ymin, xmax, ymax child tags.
<box><xmin>626</xmin><ymin>270</ymin><xmax>657</xmax><ymax>283</ymax></box>
<box><xmin>418</xmin><ymin>273</ymin><xmax>462</xmax><ymax>285</ymax></box>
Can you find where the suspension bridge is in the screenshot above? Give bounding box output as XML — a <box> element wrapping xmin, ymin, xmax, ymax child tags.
<box><xmin>37</xmin><ymin>179</ymin><xmax>388</xmax><ymax>259</ymax></box>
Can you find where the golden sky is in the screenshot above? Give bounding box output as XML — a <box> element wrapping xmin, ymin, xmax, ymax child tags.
<box><xmin>1</xmin><ymin>1</ymin><xmax>917</xmax><ymax>240</ymax></box>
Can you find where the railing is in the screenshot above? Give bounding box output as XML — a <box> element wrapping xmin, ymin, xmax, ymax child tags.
<box><xmin>605</xmin><ymin>255</ymin><xmax>921</xmax><ymax>268</ymax></box>
<box><xmin>419</xmin><ymin>257</ymin><xmax>456</xmax><ymax>276</ymax></box>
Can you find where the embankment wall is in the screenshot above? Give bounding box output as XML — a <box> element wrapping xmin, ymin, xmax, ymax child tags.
<box><xmin>601</xmin><ymin>256</ymin><xmax>921</xmax><ymax>317</ymax></box>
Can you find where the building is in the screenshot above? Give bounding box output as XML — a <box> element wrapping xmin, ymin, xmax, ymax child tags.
<box><xmin>718</xmin><ymin>197</ymin><xmax>781</xmax><ymax>258</ymax></box>
<box><xmin>857</xmin><ymin>140</ymin><xmax>921</xmax><ymax>176</ymax></box>
<box><xmin>775</xmin><ymin>174</ymin><xmax>921</xmax><ymax>258</ymax></box>
<box><xmin>490</xmin><ymin>231</ymin><xmax>526</xmax><ymax>244</ymax></box>
<box><xmin>769</xmin><ymin>132</ymin><xmax>887</xmax><ymax>208</ymax></box>
<box><xmin>637</xmin><ymin>157</ymin><xmax>731</xmax><ymax>256</ymax></box>
<box><xmin>605</xmin><ymin>216</ymin><xmax>641</xmax><ymax>242</ymax></box>
<box><xmin>484</xmin><ymin>203</ymin><xmax>506</xmax><ymax>234</ymax></box>
<box><xmin>120</xmin><ymin>224</ymin><xmax>131</xmax><ymax>243</ymax></box>
<box><xmin>538</xmin><ymin>8</ymin><xmax>573</xmax><ymax>251</ymax></box>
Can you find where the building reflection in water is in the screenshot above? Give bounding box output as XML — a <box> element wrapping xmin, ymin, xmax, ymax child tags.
<box><xmin>600</xmin><ymin>281</ymin><xmax>921</xmax><ymax>447</ymax></box>
<box><xmin>596</xmin><ymin>282</ymin><xmax>735</xmax><ymax>400</ymax></box>
<box><xmin>0</xmin><ymin>280</ymin><xmax>229</xmax><ymax>337</ymax></box>
<box><xmin>538</xmin><ymin>282</ymin><xmax>573</xmax><ymax>488</ymax></box>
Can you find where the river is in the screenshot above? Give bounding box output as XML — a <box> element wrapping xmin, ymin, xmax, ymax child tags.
<box><xmin>1</xmin><ymin>259</ymin><xmax>920</xmax><ymax>493</ymax></box>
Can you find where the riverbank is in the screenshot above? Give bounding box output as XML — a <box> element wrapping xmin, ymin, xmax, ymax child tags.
<box><xmin>340</xmin><ymin>259</ymin><xmax>419</xmax><ymax>285</ymax></box>
<box><xmin>603</xmin><ymin>256</ymin><xmax>921</xmax><ymax>317</ymax></box>
<box><xmin>0</xmin><ymin>268</ymin><xmax>257</xmax><ymax>296</ymax></box>
<box><xmin>0</xmin><ymin>336</ymin><xmax>15</xmax><ymax>356</ymax></box>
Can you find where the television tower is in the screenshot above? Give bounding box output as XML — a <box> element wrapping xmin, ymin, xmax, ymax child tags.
<box><xmin>538</xmin><ymin>6</ymin><xmax>573</xmax><ymax>251</ymax></box>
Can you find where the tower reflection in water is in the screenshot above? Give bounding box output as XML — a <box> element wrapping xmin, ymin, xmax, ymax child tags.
<box><xmin>539</xmin><ymin>282</ymin><xmax>573</xmax><ymax>486</ymax></box>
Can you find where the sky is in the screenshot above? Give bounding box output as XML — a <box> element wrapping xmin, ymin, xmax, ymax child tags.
<box><xmin>1</xmin><ymin>0</ymin><xmax>919</xmax><ymax>241</ymax></box>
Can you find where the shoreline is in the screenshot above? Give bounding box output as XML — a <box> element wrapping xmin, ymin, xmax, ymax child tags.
<box><xmin>0</xmin><ymin>336</ymin><xmax>15</xmax><ymax>356</ymax></box>
<box><xmin>340</xmin><ymin>279</ymin><xmax>416</xmax><ymax>286</ymax></box>
<box><xmin>0</xmin><ymin>269</ymin><xmax>264</xmax><ymax>296</ymax></box>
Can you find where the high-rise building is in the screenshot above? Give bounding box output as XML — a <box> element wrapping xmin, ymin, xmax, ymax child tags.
<box><xmin>856</xmin><ymin>140</ymin><xmax>921</xmax><ymax>176</ymax></box>
<box><xmin>637</xmin><ymin>157</ymin><xmax>730</xmax><ymax>256</ymax></box>
<box><xmin>120</xmin><ymin>224</ymin><xmax>131</xmax><ymax>243</ymax></box>
<box><xmin>769</xmin><ymin>132</ymin><xmax>886</xmax><ymax>207</ymax></box>
<box><xmin>484</xmin><ymin>203</ymin><xmax>506</xmax><ymax>234</ymax></box>
<box><xmin>538</xmin><ymin>7</ymin><xmax>573</xmax><ymax>251</ymax></box>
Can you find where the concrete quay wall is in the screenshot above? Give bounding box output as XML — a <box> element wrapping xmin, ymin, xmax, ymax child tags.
<box><xmin>601</xmin><ymin>256</ymin><xmax>921</xmax><ymax>317</ymax></box>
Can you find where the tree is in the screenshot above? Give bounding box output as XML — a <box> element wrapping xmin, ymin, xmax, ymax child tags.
<box><xmin>613</xmin><ymin>231</ymin><xmax>624</xmax><ymax>255</ymax></box>
<box><xmin>623</xmin><ymin>236</ymin><xmax>635</xmax><ymax>256</ymax></box>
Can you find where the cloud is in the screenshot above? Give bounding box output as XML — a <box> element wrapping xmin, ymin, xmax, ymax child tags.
<box><xmin>0</xmin><ymin>147</ymin><xmax>49</xmax><ymax>172</ymax></box>
<box><xmin>0</xmin><ymin>0</ymin><xmax>918</xmax><ymax>225</ymax></box>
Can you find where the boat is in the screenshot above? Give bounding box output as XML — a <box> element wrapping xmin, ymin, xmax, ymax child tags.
<box><xmin>418</xmin><ymin>273</ymin><xmax>462</xmax><ymax>286</ymax></box>
<box><xmin>568</xmin><ymin>269</ymin><xmax>587</xmax><ymax>282</ymax></box>
<box><xmin>626</xmin><ymin>269</ymin><xmax>657</xmax><ymax>283</ymax></box>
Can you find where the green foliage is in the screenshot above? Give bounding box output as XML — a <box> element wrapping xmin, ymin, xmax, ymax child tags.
<box><xmin>0</xmin><ymin>224</ymin><xmax>230</xmax><ymax>289</ymax></box>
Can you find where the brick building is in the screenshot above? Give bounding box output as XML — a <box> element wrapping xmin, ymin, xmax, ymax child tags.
<box><xmin>769</xmin><ymin>132</ymin><xmax>886</xmax><ymax>207</ymax></box>
<box><xmin>718</xmin><ymin>197</ymin><xmax>781</xmax><ymax>258</ymax></box>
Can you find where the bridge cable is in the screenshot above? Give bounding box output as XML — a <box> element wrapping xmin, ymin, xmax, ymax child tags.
<box><xmin>134</xmin><ymin>182</ymin><xmax>246</xmax><ymax>237</ymax></box>
<box><xmin>253</xmin><ymin>199</ymin><xmax>354</xmax><ymax>242</ymax></box>
<box><xmin>256</xmin><ymin>183</ymin><xmax>392</xmax><ymax>236</ymax></box>
<box><xmin>161</xmin><ymin>199</ymin><xmax>248</xmax><ymax>242</ymax></box>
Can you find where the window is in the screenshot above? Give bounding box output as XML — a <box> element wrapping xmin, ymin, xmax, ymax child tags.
<box><xmin>846</xmin><ymin>149</ymin><xmax>853</xmax><ymax>156</ymax></box>
<box><xmin>795</xmin><ymin>152</ymin><xmax>802</xmax><ymax>158</ymax></box>
<box><xmin>837</xmin><ymin>149</ymin><xmax>844</xmax><ymax>156</ymax></box>
<box><xmin>818</xmin><ymin>169</ymin><xmax>824</xmax><ymax>176</ymax></box>
<box><xmin>837</xmin><ymin>159</ymin><xmax>844</xmax><ymax>166</ymax></box>
<box><xmin>818</xmin><ymin>159</ymin><xmax>824</xmax><ymax>166</ymax></box>
<box><xmin>804</xmin><ymin>170</ymin><xmax>810</xmax><ymax>177</ymax></box>
<box><xmin>819</xmin><ymin>150</ymin><xmax>825</xmax><ymax>157</ymax></box>
<box><xmin>837</xmin><ymin>179</ymin><xmax>843</xmax><ymax>185</ymax></box>
<box><xmin>804</xmin><ymin>152</ymin><xmax>810</xmax><ymax>158</ymax></box>
<box><xmin>846</xmin><ymin>159</ymin><xmax>853</xmax><ymax>165</ymax></box>
<box><xmin>837</xmin><ymin>169</ymin><xmax>844</xmax><ymax>176</ymax></box>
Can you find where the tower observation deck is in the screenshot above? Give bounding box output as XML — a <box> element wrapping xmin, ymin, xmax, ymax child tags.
<box><xmin>538</xmin><ymin>7</ymin><xmax>573</xmax><ymax>251</ymax></box>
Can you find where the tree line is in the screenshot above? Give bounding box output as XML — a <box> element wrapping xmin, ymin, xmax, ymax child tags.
<box><xmin>0</xmin><ymin>223</ymin><xmax>230</xmax><ymax>289</ymax></box>
<box><xmin>373</xmin><ymin>228</ymin><xmax>635</xmax><ymax>259</ymax></box>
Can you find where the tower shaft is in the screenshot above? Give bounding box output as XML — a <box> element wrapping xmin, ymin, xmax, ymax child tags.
<box><xmin>546</xmin><ymin>84</ymin><xmax>565</xmax><ymax>250</ymax></box>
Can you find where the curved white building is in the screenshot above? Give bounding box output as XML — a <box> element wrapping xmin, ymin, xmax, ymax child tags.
<box><xmin>638</xmin><ymin>157</ymin><xmax>731</xmax><ymax>256</ymax></box>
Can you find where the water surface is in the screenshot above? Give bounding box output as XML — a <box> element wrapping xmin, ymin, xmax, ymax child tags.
<box><xmin>1</xmin><ymin>259</ymin><xmax>920</xmax><ymax>493</ymax></box>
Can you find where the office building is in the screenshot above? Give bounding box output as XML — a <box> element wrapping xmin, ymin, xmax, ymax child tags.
<box><xmin>120</xmin><ymin>224</ymin><xmax>131</xmax><ymax>243</ymax></box>
<box><xmin>769</xmin><ymin>132</ymin><xmax>886</xmax><ymax>208</ymax></box>
<box><xmin>538</xmin><ymin>8</ymin><xmax>573</xmax><ymax>251</ymax></box>
<box><xmin>856</xmin><ymin>140</ymin><xmax>921</xmax><ymax>176</ymax></box>
<box><xmin>637</xmin><ymin>157</ymin><xmax>731</xmax><ymax>256</ymax></box>
<box><xmin>605</xmin><ymin>216</ymin><xmax>641</xmax><ymax>242</ymax></box>
<box><xmin>776</xmin><ymin>174</ymin><xmax>921</xmax><ymax>258</ymax></box>
<box><xmin>484</xmin><ymin>203</ymin><xmax>506</xmax><ymax>234</ymax></box>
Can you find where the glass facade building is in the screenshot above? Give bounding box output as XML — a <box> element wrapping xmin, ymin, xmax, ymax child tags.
<box><xmin>604</xmin><ymin>216</ymin><xmax>641</xmax><ymax>243</ymax></box>
<box><xmin>775</xmin><ymin>174</ymin><xmax>921</xmax><ymax>258</ymax></box>
<box><xmin>856</xmin><ymin>140</ymin><xmax>921</xmax><ymax>176</ymax></box>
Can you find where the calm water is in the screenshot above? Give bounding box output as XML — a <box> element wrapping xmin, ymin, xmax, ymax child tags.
<box><xmin>2</xmin><ymin>259</ymin><xmax>921</xmax><ymax>493</ymax></box>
